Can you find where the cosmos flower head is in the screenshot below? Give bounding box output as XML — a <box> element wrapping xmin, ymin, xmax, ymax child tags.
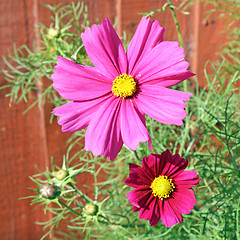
<box><xmin>124</xmin><ymin>150</ymin><xmax>200</xmax><ymax>227</ymax></box>
<box><xmin>52</xmin><ymin>17</ymin><xmax>194</xmax><ymax>160</ymax></box>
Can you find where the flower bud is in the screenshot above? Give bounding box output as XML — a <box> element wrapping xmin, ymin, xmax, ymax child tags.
<box><xmin>55</xmin><ymin>169</ymin><xmax>68</xmax><ymax>180</ymax></box>
<box><xmin>48</xmin><ymin>28</ymin><xmax>60</xmax><ymax>38</ymax></box>
<box><xmin>40</xmin><ymin>183</ymin><xmax>56</xmax><ymax>198</ymax></box>
<box><xmin>84</xmin><ymin>203</ymin><xmax>98</xmax><ymax>215</ymax></box>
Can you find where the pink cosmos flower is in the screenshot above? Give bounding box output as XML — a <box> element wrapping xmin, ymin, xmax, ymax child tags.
<box><xmin>124</xmin><ymin>150</ymin><xmax>200</xmax><ymax>227</ymax></box>
<box><xmin>52</xmin><ymin>17</ymin><xmax>194</xmax><ymax>160</ymax></box>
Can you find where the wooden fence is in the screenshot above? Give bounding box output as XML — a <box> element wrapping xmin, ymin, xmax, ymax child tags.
<box><xmin>0</xmin><ymin>0</ymin><xmax>232</xmax><ymax>239</ymax></box>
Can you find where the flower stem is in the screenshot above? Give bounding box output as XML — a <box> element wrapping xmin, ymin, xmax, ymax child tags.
<box><xmin>168</xmin><ymin>0</ymin><xmax>190</xmax><ymax>155</ymax></box>
<box><xmin>134</xmin><ymin>150</ymin><xmax>141</xmax><ymax>161</ymax></box>
<box><xmin>167</xmin><ymin>0</ymin><xmax>183</xmax><ymax>48</ymax></box>
<box><xmin>69</xmin><ymin>182</ymin><xmax>89</xmax><ymax>203</ymax></box>
<box><xmin>59</xmin><ymin>200</ymin><xmax>81</xmax><ymax>216</ymax></box>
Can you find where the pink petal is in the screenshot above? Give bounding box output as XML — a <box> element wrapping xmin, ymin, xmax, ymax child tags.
<box><xmin>127</xmin><ymin>17</ymin><xmax>165</xmax><ymax>74</ymax></box>
<box><xmin>172</xmin><ymin>188</ymin><xmax>196</xmax><ymax>211</ymax></box>
<box><xmin>81</xmin><ymin>18</ymin><xmax>127</xmax><ymax>78</ymax></box>
<box><xmin>126</xmin><ymin>186</ymin><xmax>152</xmax><ymax>207</ymax></box>
<box><xmin>168</xmin><ymin>197</ymin><xmax>190</xmax><ymax>215</ymax></box>
<box><xmin>134</xmin><ymin>85</ymin><xmax>192</xmax><ymax>126</ymax></box>
<box><xmin>124</xmin><ymin>163</ymin><xmax>152</xmax><ymax>188</ymax></box>
<box><xmin>174</xmin><ymin>171</ymin><xmax>201</xmax><ymax>188</ymax></box>
<box><xmin>160</xmin><ymin>199</ymin><xmax>182</xmax><ymax>228</ymax></box>
<box><xmin>120</xmin><ymin>99</ymin><xmax>152</xmax><ymax>150</ymax></box>
<box><xmin>53</xmin><ymin>96</ymin><xmax>110</xmax><ymax>132</ymax></box>
<box><xmin>138</xmin><ymin>62</ymin><xmax>194</xmax><ymax>88</ymax></box>
<box><xmin>132</xmin><ymin>41</ymin><xmax>193</xmax><ymax>86</ymax></box>
<box><xmin>84</xmin><ymin>96</ymin><xmax>123</xmax><ymax>161</ymax></box>
<box><xmin>52</xmin><ymin>56</ymin><xmax>112</xmax><ymax>101</ymax></box>
<box><xmin>174</xmin><ymin>170</ymin><xmax>197</xmax><ymax>180</ymax></box>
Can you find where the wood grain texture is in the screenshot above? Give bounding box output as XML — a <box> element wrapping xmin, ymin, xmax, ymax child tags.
<box><xmin>192</xmin><ymin>3</ymin><xmax>229</xmax><ymax>87</ymax></box>
<box><xmin>0</xmin><ymin>0</ymin><xmax>52</xmax><ymax>239</ymax></box>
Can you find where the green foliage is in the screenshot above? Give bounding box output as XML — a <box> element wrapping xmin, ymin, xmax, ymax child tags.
<box><xmin>2</xmin><ymin>1</ymin><xmax>240</xmax><ymax>240</ymax></box>
<box><xmin>1</xmin><ymin>2</ymin><xmax>90</xmax><ymax>112</ymax></box>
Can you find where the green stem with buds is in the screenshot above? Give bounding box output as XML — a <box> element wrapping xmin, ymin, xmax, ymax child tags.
<box><xmin>59</xmin><ymin>201</ymin><xmax>144</xmax><ymax>228</ymax></box>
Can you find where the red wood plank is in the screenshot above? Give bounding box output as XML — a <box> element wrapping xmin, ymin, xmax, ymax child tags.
<box><xmin>0</xmin><ymin>0</ymin><xmax>52</xmax><ymax>238</ymax></box>
<box><xmin>193</xmin><ymin>3</ymin><xmax>229</xmax><ymax>87</ymax></box>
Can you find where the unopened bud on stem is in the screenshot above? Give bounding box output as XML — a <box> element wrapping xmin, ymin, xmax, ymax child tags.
<box><xmin>84</xmin><ymin>203</ymin><xmax>98</xmax><ymax>215</ymax></box>
<box><xmin>40</xmin><ymin>184</ymin><xmax>56</xmax><ymax>198</ymax></box>
<box><xmin>55</xmin><ymin>169</ymin><xmax>68</xmax><ymax>180</ymax></box>
<box><xmin>48</xmin><ymin>28</ymin><xmax>60</xmax><ymax>38</ymax></box>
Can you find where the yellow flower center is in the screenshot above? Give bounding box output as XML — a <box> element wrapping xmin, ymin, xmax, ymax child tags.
<box><xmin>150</xmin><ymin>175</ymin><xmax>175</xmax><ymax>200</ymax></box>
<box><xmin>112</xmin><ymin>74</ymin><xmax>137</xmax><ymax>98</ymax></box>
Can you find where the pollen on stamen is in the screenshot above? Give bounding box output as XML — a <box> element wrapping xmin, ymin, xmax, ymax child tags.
<box><xmin>150</xmin><ymin>175</ymin><xmax>175</xmax><ymax>200</ymax></box>
<box><xmin>112</xmin><ymin>74</ymin><xmax>137</xmax><ymax>98</ymax></box>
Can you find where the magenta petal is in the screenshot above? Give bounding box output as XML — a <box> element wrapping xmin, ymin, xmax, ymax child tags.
<box><xmin>167</xmin><ymin>199</ymin><xmax>183</xmax><ymax>224</ymax></box>
<box><xmin>138</xmin><ymin>194</ymin><xmax>156</xmax><ymax>221</ymax></box>
<box><xmin>134</xmin><ymin>85</ymin><xmax>192</xmax><ymax>126</ymax></box>
<box><xmin>149</xmin><ymin>198</ymin><xmax>161</xmax><ymax>226</ymax></box>
<box><xmin>132</xmin><ymin>206</ymin><xmax>140</xmax><ymax>212</ymax></box>
<box><xmin>174</xmin><ymin>170</ymin><xmax>197</xmax><ymax>180</ymax></box>
<box><xmin>141</xmin><ymin>155</ymin><xmax>157</xmax><ymax>180</ymax></box>
<box><xmin>124</xmin><ymin>163</ymin><xmax>153</xmax><ymax>188</ymax></box>
<box><xmin>120</xmin><ymin>99</ymin><xmax>152</xmax><ymax>150</ymax></box>
<box><xmin>172</xmin><ymin>189</ymin><xmax>196</xmax><ymax>211</ymax></box>
<box><xmin>168</xmin><ymin>197</ymin><xmax>190</xmax><ymax>215</ymax></box>
<box><xmin>139</xmin><ymin>64</ymin><xmax>194</xmax><ymax>87</ymax></box>
<box><xmin>141</xmin><ymin>152</ymin><xmax>176</xmax><ymax>178</ymax></box>
<box><xmin>126</xmin><ymin>186</ymin><xmax>152</xmax><ymax>207</ymax></box>
<box><xmin>81</xmin><ymin>18</ymin><xmax>127</xmax><ymax>78</ymax></box>
<box><xmin>132</xmin><ymin>41</ymin><xmax>192</xmax><ymax>86</ymax></box>
<box><xmin>147</xmin><ymin>151</ymin><xmax>171</xmax><ymax>177</ymax></box>
<box><xmin>52</xmin><ymin>56</ymin><xmax>112</xmax><ymax>101</ymax></box>
<box><xmin>53</xmin><ymin>96</ymin><xmax>109</xmax><ymax>132</ymax></box>
<box><xmin>84</xmin><ymin>96</ymin><xmax>123</xmax><ymax>161</ymax></box>
<box><xmin>174</xmin><ymin>171</ymin><xmax>201</xmax><ymax>188</ymax></box>
<box><xmin>161</xmin><ymin>153</ymin><xmax>188</xmax><ymax>177</ymax></box>
<box><xmin>160</xmin><ymin>199</ymin><xmax>182</xmax><ymax>228</ymax></box>
<box><xmin>157</xmin><ymin>150</ymin><xmax>173</xmax><ymax>176</ymax></box>
<box><xmin>127</xmin><ymin>17</ymin><xmax>165</xmax><ymax>74</ymax></box>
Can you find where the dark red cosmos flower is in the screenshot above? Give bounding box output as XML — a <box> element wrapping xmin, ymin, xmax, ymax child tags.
<box><xmin>124</xmin><ymin>150</ymin><xmax>200</xmax><ymax>227</ymax></box>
